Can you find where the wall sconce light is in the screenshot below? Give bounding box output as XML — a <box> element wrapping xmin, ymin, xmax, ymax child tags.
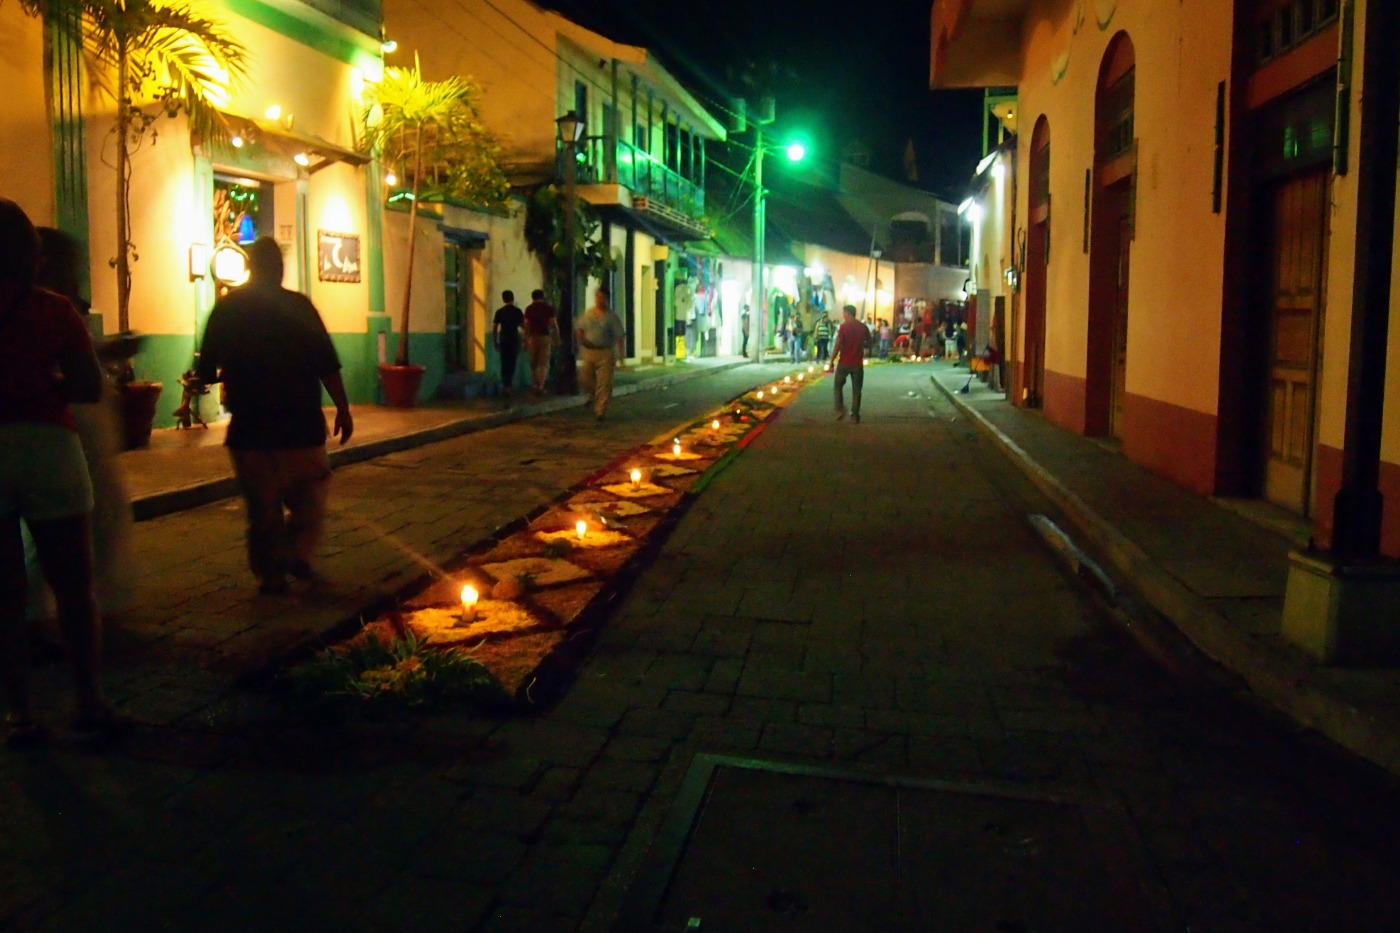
<box><xmin>293</xmin><ymin>152</ymin><xmax>311</xmax><ymax>167</ymax></box>
<box><xmin>188</xmin><ymin>242</ymin><xmax>209</xmax><ymax>280</ymax></box>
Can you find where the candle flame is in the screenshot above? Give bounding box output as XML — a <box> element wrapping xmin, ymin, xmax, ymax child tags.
<box><xmin>576</xmin><ymin>520</ymin><xmax>587</xmax><ymax>539</ymax></box>
<box><xmin>711</xmin><ymin>419</ymin><xmax>720</xmax><ymax>430</ymax></box>
<box><xmin>460</xmin><ymin>584</ymin><xmax>478</xmax><ymax>608</ymax></box>
<box><xmin>784</xmin><ymin>375</ymin><xmax>792</xmax><ymax>383</ymax></box>
<box><xmin>630</xmin><ymin>468</ymin><xmax>641</xmax><ymax>485</ymax></box>
<box><xmin>757</xmin><ymin>391</ymin><xmax>764</xmax><ymax>400</ymax></box>
<box><xmin>672</xmin><ymin>442</ymin><xmax>682</xmax><ymax>456</ymax></box>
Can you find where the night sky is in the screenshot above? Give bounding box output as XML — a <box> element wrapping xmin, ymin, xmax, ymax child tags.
<box><xmin>543</xmin><ymin>0</ymin><xmax>985</xmax><ymax>199</ymax></box>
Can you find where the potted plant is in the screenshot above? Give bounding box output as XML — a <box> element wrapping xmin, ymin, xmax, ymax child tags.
<box><xmin>25</xmin><ymin>0</ymin><xmax>246</xmax><ymax>446</ymax></box>
<box><xmin>361</xmin><ymin>56</ymin><xmax>509</xmax><ymax>407</ymax></box>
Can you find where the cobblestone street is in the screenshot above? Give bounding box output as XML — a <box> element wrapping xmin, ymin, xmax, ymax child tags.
<box><xmin>4</xmin><ymin>362</ymin><xmax>1400</xmax><ymax>932</ymax></box>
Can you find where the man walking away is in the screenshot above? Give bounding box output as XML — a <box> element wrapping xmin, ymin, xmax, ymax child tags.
<box><xmin>493</xmin><ymin>290</ymin><xmax>525</xmax><ymax>396</ymax></box>
<box><xmin>831</xmin><ymin>304</ymin><xmax>870</xmax><ymax>423</ymax></box>
<box><xmin>523</xmin><ymin>288</ymin><xmax>558</xmax><ymax>393</ymax></box>
<box><xmin>575</xmin><ymin>287</ymin><xmax>625</xmax><ymax>420</ymax></box>
<box><xmin>198</xmin><ymin>237</ymin><xmax>353</xmax><ymax>595</ymax></box>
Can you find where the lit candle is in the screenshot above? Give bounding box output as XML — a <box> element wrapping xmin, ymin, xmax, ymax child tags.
<box><xmin>576</xmin><ymin>519</ymin><xmax>587</xmax><ymax>540</ymax></box>
<box><xmin>630</xmin><ymin>468</ymin><xmax>641</xmax><ymax>487</ymax></box>
<box><xmin>797</xmin><ymin>373</ymin><xmax>804</xmax><ymax>381</ymax></box>
<box><xmin>711</xmin><ymin>419</ymin><xmax>720</xmax><ymax>430</ymax></box>
<box><xmin>757</xmin><ymin>391</ymin><xmax>764</xmax><ymax>400</ymax></box>
<box><xmin>672</xmin><ymin>442</ymin><xmax>682</xmax><ymax>457</ymax></box>
<box><xmin>460</xmin><ymin>584</ymin><xmax>478</xmax><ymax>621</ymax></box>
<box><xmin>784</xmin><ymin>375</ymin><xmax>792</xmax><ymax>383</ymax></box>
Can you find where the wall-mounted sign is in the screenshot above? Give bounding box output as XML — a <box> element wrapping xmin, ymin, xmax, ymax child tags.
<box><xmin>318</xmin><ymin>230</ymin><xmax>360</xmax><ymax>283</ymax></box>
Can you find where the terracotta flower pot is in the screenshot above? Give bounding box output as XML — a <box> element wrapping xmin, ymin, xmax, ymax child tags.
<box><xmin>118</xmin><ymin>380</ymin><xmax>164</xmax><ymax>450</ymax></box>
<box><xmin>379</xmin><ymin>363</ymin><xmax>426</xmax><ymax>408</ymax></box>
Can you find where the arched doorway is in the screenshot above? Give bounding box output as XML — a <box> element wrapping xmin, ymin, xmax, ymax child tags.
<box><xmin>1022</xmin><ymin>115</ymin><xmax>1050</xmax><ymax>408</ymax></box>
<box><xmin>1086</xmin><ymin>32</ymin><xmax>1135</xmax><ymax>437</ymax></box>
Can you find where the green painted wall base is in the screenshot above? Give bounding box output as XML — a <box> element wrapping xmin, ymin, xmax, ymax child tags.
<box><xmin>131</xmin><ymin>325</ymin><xmax>506</xmax><ymax>425</ymax></box>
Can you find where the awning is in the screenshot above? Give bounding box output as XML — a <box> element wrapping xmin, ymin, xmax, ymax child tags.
<box><xmin>221</xmin><ymin>113</ymin><xmax>370</xmax><ymax>175</ymax></box>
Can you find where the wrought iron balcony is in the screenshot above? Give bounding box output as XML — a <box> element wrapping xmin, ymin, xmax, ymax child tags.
<box><xmin>561</xmin><ymin>136</ymin><xmax>705</xmax><ymax>221</ymax></box>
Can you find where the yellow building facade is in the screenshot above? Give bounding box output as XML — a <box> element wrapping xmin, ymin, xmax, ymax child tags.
<box><xmin>9</xmin><ymin>0</ymin><xmax>388</xmax><ymax>426</ymax></box>
<box><xmin>385</xmin><ymin>0</ymin><xmax>723</xmax><ymax>370</ymax></box>
<box><xmin>934</xmin><ymin>0</ymin><xmax>1400</xmax><ymax>560</ymax></box>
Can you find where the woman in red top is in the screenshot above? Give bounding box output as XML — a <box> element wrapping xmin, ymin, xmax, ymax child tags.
<box><xmin>0</xmin><ymin>198</ymin><xmax>118</xmax><ymax>747</ymax></box>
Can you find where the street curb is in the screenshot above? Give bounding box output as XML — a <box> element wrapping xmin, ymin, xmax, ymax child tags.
<box><xmin>932</xmin><ymin>375</ymin><xmax>1400</xmax><ymax>779</ymax></box>
<box><xmin>132</xmin><ymin>360</ymin><xmax>749</xmax><ymax>521</ymax></box>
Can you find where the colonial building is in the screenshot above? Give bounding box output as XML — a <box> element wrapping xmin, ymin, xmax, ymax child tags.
<box><xmin>934</xmin><ymin>0</ymin><xmax>1400</xmax><ymax>657</ymax></box>
<box><xmin>932</xmin><ymin>0</ymin><xmax>1399</xmax><ymax>553</ymax></box>
<box><xmin>383</xmin><ymin>0</ymin><xmax>724</xmax><ymax>372</ymax></box>
<box><xmin>4</xmin><ymin>0</ymin><xmax>391</xmax><ymax>425</ymax></box>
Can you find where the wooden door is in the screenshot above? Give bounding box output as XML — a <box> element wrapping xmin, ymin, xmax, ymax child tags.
<box><xmin>1263</xmin><ymin>171</ymin><xmax>1327</xmax><ymax>513</ymax></box>
<box><xmin>1109</xmin><ymin>215</ymin><xmax>1131</xmax><ymax>438</ymax></box>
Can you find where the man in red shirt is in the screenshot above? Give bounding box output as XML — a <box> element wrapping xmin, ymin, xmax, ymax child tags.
<box><xmin>831</xmin><ymin>304</ymin><xmax>870</xmax><ymax>422</ymax></box>
<box><xmin>522</xmin><ymin>289</ymin><xmax>559</xmax><ymax>393</ymax></box>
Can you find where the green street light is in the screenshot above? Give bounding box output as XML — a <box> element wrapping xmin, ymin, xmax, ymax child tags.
<box><xmin>786</xmin><ymin>142</ymin><xmax>806</xmax><ymax>162</ymax></box>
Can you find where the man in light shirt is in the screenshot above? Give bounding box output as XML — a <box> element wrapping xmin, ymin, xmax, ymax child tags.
<box><xmin>574</xmin><ymin>287</ymin><xmax>625</xmax><ymax>420</ymax></box>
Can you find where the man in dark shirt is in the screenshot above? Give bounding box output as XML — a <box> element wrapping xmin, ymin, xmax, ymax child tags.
<box><xmin>522</xmin><ymin>288</ymin><xmax>559</xmax><ymax>393</ymax></box>
<box><xmin>197</xmin><ymin>237</ymin><xmax>352</xmax><ymax>593</ymax></box>
<box><xmin>493</xmin><ymin>290</ymin><xmax>525</xmax><ymax>395</ymax></box>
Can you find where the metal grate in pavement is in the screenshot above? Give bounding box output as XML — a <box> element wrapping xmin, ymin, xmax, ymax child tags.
<box><xmin>616</xmin><ymin>755</ymin><xmax>1163</xmax><ymax>932</ymax></box>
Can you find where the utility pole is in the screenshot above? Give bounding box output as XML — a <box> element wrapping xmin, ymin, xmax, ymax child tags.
<box><xmin>751</xmin><ymin>123</ymin><xmax>765</xmax><ymax>364</ymax></box>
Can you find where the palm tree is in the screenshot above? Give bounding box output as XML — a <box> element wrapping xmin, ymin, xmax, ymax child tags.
<box><xmin>361</xmin><ymin>58</ymin><xmax>492</xmax><ymax>368</ymax></box>
<box><xmin>25</xmin><ymin>0</ymin><xmax>248</xmax><ymax>334</ymax></box>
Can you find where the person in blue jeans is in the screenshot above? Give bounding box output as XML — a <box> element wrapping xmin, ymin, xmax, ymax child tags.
<box><xmin>789</xmin><ymin>315</ymin><xmax>805</xmax><ymax>362</ymax></box>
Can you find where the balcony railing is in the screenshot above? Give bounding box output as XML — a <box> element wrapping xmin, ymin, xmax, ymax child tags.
<box><xmin>562</xmin><ymin>137</ymin><xmax>705</xmax><ymax>221</ymax></box>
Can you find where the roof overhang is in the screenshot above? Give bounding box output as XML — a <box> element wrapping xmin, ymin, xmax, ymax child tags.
<box><xmin>930</xmin><ymin>0</ymin><xmax>1030</xmax><ymax>89</ymax></box>
<box><xmin>216</xmin><ymin>113</ymin><xmax>370</xmax><ymax>175</ymax></box>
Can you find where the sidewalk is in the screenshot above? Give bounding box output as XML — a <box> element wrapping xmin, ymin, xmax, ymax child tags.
<box><xmin>929</xmin><ymin>360</ymin><xmax>1400</xmax><ymax>776</ymax></box>
<box><xmin>121</xmin><ymin>356</ymin><xmax>748</xmax><ymax>520</ymax></box>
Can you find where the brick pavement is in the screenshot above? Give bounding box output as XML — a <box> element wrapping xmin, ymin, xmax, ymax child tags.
<box><xmin>4</xmin><ymin>361</ymin><xmax>1400</xmax><ymax>932</ymax></box>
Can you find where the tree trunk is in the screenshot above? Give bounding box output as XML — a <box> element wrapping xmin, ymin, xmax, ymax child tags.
<box><xmin>115</xmin><ymin>42</ymin><xmax>132</xmax><ymax>333</ymax></box>
<box><xmin>395</xmin><ymin>123</ymin><xmax>423</xmax><ymax>367</ymax></box>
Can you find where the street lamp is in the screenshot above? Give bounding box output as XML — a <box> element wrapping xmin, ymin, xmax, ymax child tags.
<box><xmin>556</xmin><ymin>110</ymin><xmax>585</xmax><ymax>393</ymax></box>
<box><xmin>750</xmin><ymin>127</ymin><xmax>806</xmax><ymax>365</ymax></box>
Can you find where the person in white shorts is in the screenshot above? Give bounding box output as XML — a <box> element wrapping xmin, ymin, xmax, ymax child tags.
<box><xmin>0</xmin><ymin>198</ymin><xmax>121</xmax><ymax>748</ymax></box>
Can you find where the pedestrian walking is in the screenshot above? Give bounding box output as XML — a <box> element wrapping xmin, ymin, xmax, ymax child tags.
<box><xmin>814</xmin><ymin>312</ymin><xmax>833</xmax><ymax>362</ymax></box>
<box><xmin>832</xmin><ymin>304</ymin><xmax>870</xmax><ymax>423</ymax></box>
<box><xmin>789</xmin><ymin>313</ymin><xmax>806</xmax><ymax>362</ymax></box>
<box><xmin>740</xmin><ymin>305</ymin><xmax>751</xmax><ymax>357</ymax></box>
<box><xmin>0</xmin><ymin>198</ymin><xmax>123</xmax><ymax>747</ymax></box>
<box><xmin>523</xmin><ymin>288</ymin><xmax>558</xmax><ymax>393</ymax></box>
<box><xmin>492</xmin><ymin>290</ymin><xmax>525</xmax><ymax>395</ymax></box>
<box><xmin>575</xmin><ymin>286</ymin><xmax>625</xmax><ymax>420</ymax></box>
<box><xmin>23</xmin><ymin>228</ymin><xmax>134</xmax><ymax>629</ymax></box>
<box><xmin>197</xmin><ymin>237</ymin><xmax>353</xmax><ymax>595</ymax></box>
